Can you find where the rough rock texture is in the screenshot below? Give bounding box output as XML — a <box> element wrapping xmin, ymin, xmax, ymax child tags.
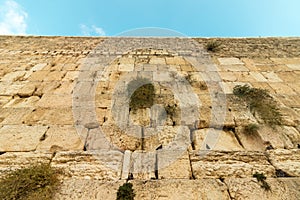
<box><xmin>55</xmin><ymin>179</ymin><xmax>230</xmax><ymax>200</ymax></box>
<box><xmin>0</xmin><ymin>36</ymin><xmax>300</xmax><ymax>199</ymax></box>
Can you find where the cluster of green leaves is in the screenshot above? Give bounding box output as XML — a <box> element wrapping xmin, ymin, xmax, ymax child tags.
<box><xmin>253</xmin><ymin>172</ymin><xmax>271</xmax><ymax>191</ymax></box>
<box><xmin>129</xmin><ymin>81</ymin><xmax>155</xmax><ymax>111</ymax></box>
<box><xmin>244</xmin><ymin>123</ymin><xmax>259</xmax><ymax>135</ymax></box>
<box><xmin>233</xmin><ymin>85</ymin><xmax>282</xmax><ymax>126</ymax></box>
<box><xmin>0</xmin><ymin>163</ymin><xmax>61</xmax><ymax>200</ymax></box>
<box><xmin>205</xmin><ymin>41</ymin><xmax>221</xmax><ymax>52</ymax></box>
<box><xmin>116</xmin><ymin>182</ymin><xmax>135</xmax><ymax>200</ymax></box>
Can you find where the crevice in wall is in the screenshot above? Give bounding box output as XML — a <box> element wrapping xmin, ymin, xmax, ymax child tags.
<box><xmin>224</xmin><ymin>125</ymin><xmax>244</xmax><ymax>149</ymax></box>
<box><xmin>219</xmin><ymin>178</ymin><xmax>233</xmax><ymax>200</ymax></box>
<box><xmin>188</xmin><ymin>152</ymin><xmax>195</xmax><ymax>180</ymax></box>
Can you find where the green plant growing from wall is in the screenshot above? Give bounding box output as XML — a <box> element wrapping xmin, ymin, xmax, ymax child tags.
<box><xmin>206</xmin><ymin>41</ymin><xmax>221</xmax><ymax>52</ymax></box>
<box><xmin>253</xmin><ymin>172</ymin><xmax>271</xmax><ymax>191</ymax></box>
<box><xmin>233</xmin><ymin>85</ymin><xmax>282</xmax><ymax>127</ymax></box>
<box><xmin>116</xmin><ymin>182</ymin><xmax>135</xmax><ymax>200</ymax></box>
<box><xmin>244</xmin><ymin>123</ymin><xmax>259</xmax><ymax>135</ymax></box>
<box><xmin>0</xmin><ymin>163</ymin><xmax>61</xmax><ymax>200</ymax></box>
<box><xmin>128</xmin><ymin>78</ymin><xmax>155</xmax><ymax>111</ymax></box>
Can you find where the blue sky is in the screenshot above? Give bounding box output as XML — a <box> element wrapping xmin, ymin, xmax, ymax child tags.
<box><xmin>0</xmin><ymin>0</ymin><xmax>300</xmax><ymax>37</ymax></box>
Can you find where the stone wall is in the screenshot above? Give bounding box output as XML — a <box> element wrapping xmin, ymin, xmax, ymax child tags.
<box><xmin>0</xmin><ymin>36</ymin><xmax>299</xmax><ymax>199</ymax></box>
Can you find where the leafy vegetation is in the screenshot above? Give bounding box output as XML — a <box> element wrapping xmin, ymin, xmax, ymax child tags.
<box><xmin>129</xmin><ymin>79</ymin><xmax>155</xmax><ymax>111</ymax></box>
<box><xmin>244</xmin><ymin>123</ymin><xmax>259</xmax><ymax>135</ymax></box>
<box><xmin>0</xmin><ymin>163</ymin><xmax>61</xmax><ymax>200</ymax></box>
<box><xmin>116</xmin><ymin>182</ymin><xmax>135</xmax><ymax>200</ymax></box>
<box><xmin>205</xmin><ymin>41</ymin><xmax>221</xmax><ymax>52</ymax></box>
<box><xmin>233</xmin><ymin>85</ymin><xmax>282</xmax><ymax>127</ymax></box>
<box><xmin>253</xmin><ymin>172</ymin><xmax>271</xmax><ymax>191</ymax></box>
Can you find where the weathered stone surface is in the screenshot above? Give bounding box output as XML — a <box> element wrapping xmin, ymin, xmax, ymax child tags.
<box><xmin>267</xmin><ymin>149</ymin><xmax>300</xmax><ymax>177</ymax></box>
<box><xmin>56</xmin><ymin>179</ymin><xmax>230</xmax><ymax>200</ymax></box>
<box><xmin>158</xmin><ymin>150</ymin><xmax>191</xmax><ymax>179</ymax></box>
<box><xmin>0</xmin><ymin>125</ymin><xmax>48</xmax><ymax>151</ymax></box>
<box><xmin>36</xmin><ymin>125</ymin><xmax>84</xmax><ymax>151</ymax></box>
<box><xmin>225</xmin><ymin>178</ymin><xmax>300</xmax><ymax>200</ymax></box>
<box><xmin>190</xmin><ymin>151</ymin><xmax>275</xmax><ymax>178</ymax></box>
<box><xmin>193</xmin><ymin>128</ymin><xmax>243</xmax><ymax>151</ymax></box>
<box><xmin>218</xmin><ymin>57</ymin><xmax>244</xmax><ymax>65</ymax></box>
<box><xmin>51</xmin><ymin>150</ymin><xmax>123</xmax><ymax>180</ymax></box>
<box><xmin>0</xmin><ymin>152</ymin><xmax>52</xmax><ymax>176</ymax></box>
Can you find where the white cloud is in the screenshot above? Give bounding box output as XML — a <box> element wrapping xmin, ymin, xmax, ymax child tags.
<box><xmin>80</xmin><ymin>24</ymin><xmax>105</xmax><ymax>36</ymax></box>
<box><xmin>0</xmin><ymin>0</ymin><xmax>28</xmax><ymax>35</ymax></box>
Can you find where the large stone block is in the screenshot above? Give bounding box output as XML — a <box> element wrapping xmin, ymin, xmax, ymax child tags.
<box><xmin>225</xmin><ymin>178</ymin><xmax>300</xmax><ymax>200</ymax></box>
<box><xmin>51</xmin><ymin>150</ymin><xmax>123</xmax><ymax>180</ymax></box>
<box><xmin>193</xmin><ymin>128</ymin><xmax>243</xmax><ymax>151</ymax></box>
<box><xmin>36</xmin><ymin>125</ymin><xmax>84</xmax><ymax>151</ymax></box>
<box><xmin>0</xmin><ymin>125</ymin><xmax>48</xmax><ymax>151</ymax></box>
<box><xmin>267</xmin><ymin>149</ymin><xmax>300</xmax><ymax>177</ymax></box>
<box><xmin>190</xmin><ymin>151</ymin><xmax>275</xmax><ymax>178</ymax></box>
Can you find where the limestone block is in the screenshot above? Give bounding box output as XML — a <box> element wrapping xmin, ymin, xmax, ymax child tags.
<box><xmin>84</xmin><ymin>128</ymin><xmax>112</xmax><ymax>150</ymax></box>
<box><xmin>149</xmin><ymin>57</ymin><xmax>166</xmax><ymax>65</ymax></box>
<box><xmin>157</xmin><ymin>150</ymin><xmax>191</xmax><ymax>179</ymax></box>
<box><xmin>0</xmin><ymin>125</ymin><xmax>48</xmax><ymax>151</ymax></box>
<box><xmin>261</xmin><ymin>72</ymin><xmax>283</xmax><ymax>82</ymax></box>
<box><xmin>0</xmin><ymin>96</ymin><xmax>12</xmax><ymax>107</ymax></box>
<box><xmin>219</xmin><ymin>72</ymin><xmax>237</xmax><ymax>82</ymax></box>
<box><xmin>190</xmin><ymin>151</ymin><xmax>275</xmax><ymax>178</ymax></box>
<box><xmin>193</xmin><ymin>128</ymin><xmax>243</xmax><ymax>151</ymax></box>
<box><xmin>256</xmin><ymin>125</ymin><xmax>294</xmax><ymax>149</ymax></box>
<box><xmin>0</xmin><ymin>82</ymin><xmax>25</xmax><ymax>96</ymax></box>
<box><xmin>121</xmin><ymin>150</ymin><xmax>132</xmax><ymax>180</ymax></box>
<box><xmin>17</xmin><ymin>83</ymin><xmax>36</xmax><ymax>97</ymax></box>
<box><xmin>130</xmin><ymin>151</ymin><xmax>156</xmax><ymax>180</ymax></box>
<box><xmin>51</xmin><ymin>150</ymin><xmax>123</xmax><ymax>180</ymax></box>
<box><xmin>37</xmin><ymin>94</ymin><xmax>72</xmax><ymax>108</ymax></box>
<box><xmin>131</xmin><ymin>179</ymin><xmax>230</xmax><ymax>200</ymax></box>
<box><xmin>55</xmin><ymin>179</ymin><xmax>125</xmax><ymax>200</ymax></box>
<box><xmin>34</xmin><ymin>81</ymin><xmax>61</xmax><ymax>95</ymax></box>
<box><xmin>268</xmin><ymin>82</ymin><xmax>297</xmax><ymax>95</ymax></box>
<box><xmin>235</xmin><ymin>126</ymin><xmax>266</xmax><ymax>151</ymax></box>
<box><xmin>100</xmin><ymin>125</ymin><xmax>141</xmax><ymax>151</ymax></box>
<box><xmin>1</xmin><ymin>71</ymin><xmax>26</xmax><ymax>82</ymax></box>
<box><xmin>52</xmin><ymin>81</ymin><xmax>75</xmax><ymax>95</ymax></box>
<box><xmin>62</xmin><ymin>71</ymin><xmax>79</xmax><ymax>81</ymax></box>
<box><xmin>3</xmin><ymin>96</ymin><xmax>40</xmax><ymax>108</ymax></box>
<box><xmin>36</xmin><ymin>125</ymin><xmax>84</xmax><ymax>151</ymax></box>
<box><xmin>166</xmin><ymin>56</ymin><xmax>187</xmax><ymax>65</ymax></box>
<box><xmin>118</xmin><ymin>63</ymin><xmax>134</xmax><ymax>72</ymax></box>
<box><xmin>268</xmin><ymin>149</ymin><xmax>300</xmax><ymax>177</ymax></box>
<box><xmin>24</xmin><ymin>108</ymin><xmax>74</xmax><ymax>125</ymax></box>
<box><xmin>271</xmin><ymin>58</ymin><xmax>300</xmax><ymax>64</ymax></box>
<box><xmin>0</xmin><ymin>152</ymin><xmax>52</xmax><ymax>175</ymax></box>
<box><xmin>250</xmin><ymin>71</ymin><xmax>268</xmax><ymax>82</ymax></box>
<box><xmin>218</xmin><ymin>57</ymin><xmax>244</xmax><ymax>65</ymax></box>
<box><xmin>55</xmin><ymin>178</ymin><xmax>230</xmax><ymax>200</ymax></box>
<box><xmin>276</xmin><ymin>71</ymin><xmax>299</xmax><ymax>82</ymax></box>
<box><xmin>287</xmin><ymin>64</ymin><xmax>300</xmax><ymax>70</ymax></box>
<box><xmin>281</xmin><ymin>126</ymin><xmax>300</xmax><ymax>147</ymax></box>
<box><xmin>29</xmin><ymin>70</ymin><xmax>50</xmax><ymax>81</ymax></box>
<box><xmin>143</xmin><ymin>64</ymin><xmax>157</xmax><ymax>71</ymax></box>
<box><xmin>30</xmin><ymin>63</ymin><xmax>47</xmax><ymax>71</ymax></box>
<box><xmin>153</xmin><ymin>71</ymin><xmax>173</xmax><ymax>82</ymax></box>
<box><xmin>279</xmin><ymin>106</ymin><xmax>300</xmax><ymax>127</ymax></box>
<box><xmin>225</xmin><ymin>178</ymin><xmax>300</xmax><ymax>200</ymax></box>
<box><xmin>219</xmin><ymin>65</ymin><xmax>249</xmax><ymax>72</ymax></box>
<box><xmin>118</xmin><ymin>57</ymin><xmax>135</xmax><ymax>64</ymax></box>
<box><xmin>43</xmin><ymin>71</ymin><xmax>67</xmax><ymax>81</ymax></box>
<box><xmin>0</xmin><ymin>107</ymin><xmax>33</xmax><ymax>125</ymax></box>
